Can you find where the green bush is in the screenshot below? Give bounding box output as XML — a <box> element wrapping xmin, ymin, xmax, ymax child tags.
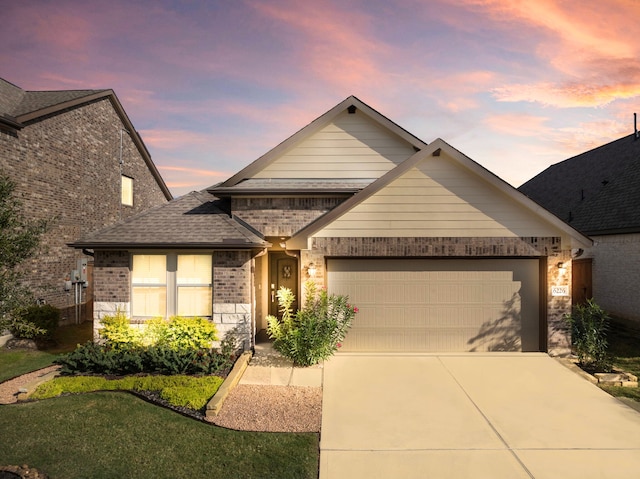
<box><xmin>10</xmin><ymin>304</ymin><xmax>60</xmax><ymax>340</ymax></box>
<box><xmin>99</xmin><ymin>313</ymin><xmax>219</xmax><ymax>351</ymax></box>
<box><xmin>98</xmin><ymin>310</ymin><xmax>142</xmax><ymax>348</ymax></box>
<box><xmin>55</xmin><ymin>339</ymin><xmax>236</xmax><ymax>376</ymax></box>
<box><xmin>565</xmin><ymin>299</ymin><xmax>611</xmax><ymax>371</ymax></box>
<box><xmin>145</xmin><ymin>316</ymin><xmax>218</xmax><ymax>350</ymax></box>
<box><xmin>267</xmin><ymin>281</ymin><xmax>357</xmax><ymax>366</ymax></box>
<box><xmin>31</xmin><ymin>374</ymin><xmax>224</xmax><ymax>410</ymax></box>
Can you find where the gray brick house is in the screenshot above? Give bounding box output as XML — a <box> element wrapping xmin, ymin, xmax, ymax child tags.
<box><xmin>0</xmin><ymin>78</ymin><xmax>172</xmax><ymax>323</ymax></box>
<box><xmin>74</xmin><ymin>96</ymin><xmax>590</xmax><ymax>355</ymax></box>
<box><xmin>520</xmin><ymin>132</ymin><xmax>640</xmax><ymax>324</ymax></box>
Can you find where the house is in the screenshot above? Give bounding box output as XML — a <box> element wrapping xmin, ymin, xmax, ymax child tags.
<box><xmin>74</xmin><ymin>96</ymin><xmax>591</xmax><ymax>355</ymax></box>
<box><xmin>519</xmin><ymin>131</ymin><xmax>640</xmax><ymax>324</ymax></box>
<box><xmin>0</xmin><ymin>78</ymin><xmax>172</xmax><ymax>323</ymax></box>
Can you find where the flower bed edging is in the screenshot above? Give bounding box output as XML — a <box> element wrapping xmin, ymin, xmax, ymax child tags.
<box><xmin>206</xmin><ymin>351</ymin><xmax>252</xmax><ymax>418</ymax></box>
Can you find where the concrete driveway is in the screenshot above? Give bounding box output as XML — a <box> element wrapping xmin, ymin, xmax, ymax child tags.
<box><xmin>320</xmin><ymin>353</ymin><xmax>640</xmax><ymax>479</ymax></box>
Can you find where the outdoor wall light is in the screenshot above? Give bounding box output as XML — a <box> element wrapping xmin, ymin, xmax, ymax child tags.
<box><xmin>306</xmin><ymin>263</ymin><xmax>317</xmax><ymax>277</ymax></box>
<box><xmin>557</xmin><ymin>262</ymin><xmax>567</xmax><ymax>275</ymax></box>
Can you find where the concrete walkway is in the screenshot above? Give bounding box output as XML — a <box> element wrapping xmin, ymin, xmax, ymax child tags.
<box><xmin>239</xmin><ymin>340</ymin><xmax>323</xmax><ymax>387</ymax></box>
<box><xmin>320</xmin><ymin>353</ymin><xmax>640</xmax><ymax>479</ymax></box>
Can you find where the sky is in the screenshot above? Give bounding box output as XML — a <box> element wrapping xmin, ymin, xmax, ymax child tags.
<box><xmin>2</xmin><ymin>0</ymin><xmax>640</xmax><ymax>197</ymax></box>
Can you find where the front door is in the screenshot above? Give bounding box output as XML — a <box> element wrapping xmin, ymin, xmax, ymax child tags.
<box><xmin>269</xmin><ymin>252</ymin><xmax>299</xmax><ymax>318</ymax></box>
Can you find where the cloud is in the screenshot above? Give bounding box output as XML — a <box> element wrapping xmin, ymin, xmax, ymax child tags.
<box><xmin>463</xmin><ymin>0</ymin><xmax>640</xmax><ymax>107</ymax></box>
<box><xmin>484</xmin><ymin>113</ymin><xmax>550</xmax><ymax>137</ymax></box>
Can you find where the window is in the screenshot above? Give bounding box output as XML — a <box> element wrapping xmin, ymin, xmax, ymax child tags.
<box><xmin>131</xmin><ymin>254</ymin><xmax>212</xmax><ymax>318</ymax></box>
<box><xmin>121</xmin><ymin>175</ymin><xmax>133</xmax><ymax>206</ymax></box>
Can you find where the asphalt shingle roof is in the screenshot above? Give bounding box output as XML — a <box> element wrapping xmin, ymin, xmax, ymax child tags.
<box><xmin>73</xmin><ymin>191</ymin><xmax>267</xmax><ymax>249</ymax></box>
<box><xmin>519</xmin><ymin>133</ymin><xmax>640</xmax><ymax>235</ymax></box>
<box><xmin>0</xmin><ymin>78</ymin><xmax>108</xmax><ymax>120</ymax></box>
<box><xmin>208</xmin><ymin>178</ymin><xmax>374</xmax><ymax>195</ymax></box>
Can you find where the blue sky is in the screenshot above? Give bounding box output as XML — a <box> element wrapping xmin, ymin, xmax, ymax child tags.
<box><xmin>3</xmin><ymin>0</ymin><xmax>640</xmax><ymax>197</ymax></box>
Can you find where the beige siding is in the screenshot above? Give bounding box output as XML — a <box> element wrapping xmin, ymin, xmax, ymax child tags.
<box><xmin>254</xmin><ymin>111</ymin><xmax>416</xmax><ymax>179</ymax></box>
<box><xmin>328</xmin><ymin>259</ymin><xmax>540</xmax><ymax>352</ymax></box>
<box><xmin>316</xmin><ymin>154</ymin><xmax>560</xmax><ymax>238</ymax></box>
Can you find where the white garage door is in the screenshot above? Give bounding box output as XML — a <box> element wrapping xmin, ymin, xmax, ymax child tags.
<box><xmin>327</xmin><ymin>259</ymin><xmax>540</xmax><ymax>352</ymax></box>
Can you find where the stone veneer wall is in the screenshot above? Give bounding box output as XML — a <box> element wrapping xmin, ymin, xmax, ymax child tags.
<box><xmin>232</xmin><ymin>197</ymin><xmax>344</xmax><ymax>236</ymax></box>
<box><xmin>301</xmin><ymin>236</ymin><xmax>572</xmax><ymax>355</ymax></box>
<box><xmin>212</xmin><ymin>251</ymin><xmax>253</xmax><ymax>349</ymax></box>
<box><xmin>0</xmin><ymin>98</ymin><xmax>168</xmax><ymax>317</ymax></box>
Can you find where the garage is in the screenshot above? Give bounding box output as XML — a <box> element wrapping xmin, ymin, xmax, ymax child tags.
<box><xmin>327</xmin><ymin>258</ymin><xmax>542</xmax><ymax>353</ymax></box>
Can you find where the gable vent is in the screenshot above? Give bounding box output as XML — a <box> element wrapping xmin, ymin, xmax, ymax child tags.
<box><xmin>348</xmin><ymin>105</ymin><xmax>357</xmax><ymax>114</ymax></box>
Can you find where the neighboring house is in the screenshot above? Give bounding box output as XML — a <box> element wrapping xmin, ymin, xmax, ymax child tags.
<box><xmin>0</xmin><ymin>78</ymin><xmax>172</xmax><ymax>323</ymax></box>
<box><xmin>74</xmin><ymin>96</ymin><xmax>590</xmax><ymax>355</ymax></box>
<box><xmin>519</xmin><ymin>132</ymin><xmax>640</xmax><ymax>324</ymax></box>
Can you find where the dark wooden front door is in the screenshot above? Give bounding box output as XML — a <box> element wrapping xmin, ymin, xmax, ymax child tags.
<box><xmin>572</xmin><ymin>258</ymin><xmax>592</xmax><ymax>306</ymax></box>
<box><xmin>269</xmin><ymin>252</ymin><xmax>299</xmax><ymax>317</ymax></box>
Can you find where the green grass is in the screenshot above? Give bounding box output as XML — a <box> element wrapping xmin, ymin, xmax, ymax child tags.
<box><xmin>0</xmin><ymin>350</ymin><xmax>57</xmax><ymax>383</ymax></box>
<box><xmin>0</xmin><ymin>321</ymin><xmax>93</xmax><ymax>382</ymax></box>
<box><xmin>601</xmin><ymin>320</ymin><xmax>640</xmax><ymax>401</ymax></box>
<box><xmin>0</xmin><ymin>392</ymin><xmax>319</xmax><ymax>479</ymax></box>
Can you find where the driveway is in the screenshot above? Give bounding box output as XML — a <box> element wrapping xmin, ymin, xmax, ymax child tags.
<box><xmin>320</xmin><ymin>353</ymin><xmax>640</xmax><ymax>479</ymax></box>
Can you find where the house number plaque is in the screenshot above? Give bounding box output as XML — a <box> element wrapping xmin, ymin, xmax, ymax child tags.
<box><xmin>551</xmin><ymin>285</ymin><xmax>569</xmax><ymax>296</ymax></box>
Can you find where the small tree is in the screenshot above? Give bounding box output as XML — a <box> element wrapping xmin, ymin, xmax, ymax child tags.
<box><xmin>0</xmin><ymin>175</ymin><xmax>49</xmax><ymax>337</ymax></box>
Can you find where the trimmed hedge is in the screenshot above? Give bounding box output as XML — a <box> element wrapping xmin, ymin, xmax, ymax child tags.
<box><xmin>55</xmin><ymin>341</ymin><xmax>235</xmax><ymax>376</ymax></box>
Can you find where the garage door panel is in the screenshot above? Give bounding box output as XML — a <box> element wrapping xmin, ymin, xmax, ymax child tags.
<box><xmin>327</xmin><ymin>259</ymin><xmax>539</xmax><ymax>352</ymax></box>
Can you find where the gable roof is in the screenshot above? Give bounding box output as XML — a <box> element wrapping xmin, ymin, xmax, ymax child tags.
<box><xmin>214</xmin><ymin>95</ymin><xmax>429</xmax><ymax>191</ymax></box>
<box><xmin>519</xmin><ymin>134</ymin><xmax>640</xmax><ymax>235</ymax></box>
<box><xmin>72</xmin><ymin>191</ymin><xmax>268</xmax><ymax>250</ymax></box>
<box><xmin>288</xmin><ymin>139</ymin><xmax>592</xmax><ymax>249</ymax></box>
<box><xmin>0</xmin><ymin>78</ymin><xmax>172</xmax><ymax>201</ymax></box>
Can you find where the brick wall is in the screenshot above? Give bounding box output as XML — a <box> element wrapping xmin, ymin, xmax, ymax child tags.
<box><xmin>232</xmin><ymin>197</ymin><xmax>343</xmax><ymax>236</ymax></box>
<box><xmin>0</xmin><ymin>98</ymin><xmax>168</xmax><ymax>319</ymax></box>
<box><xmin>592</xmin><ymin>233</ymin><xmax>640</xmax><ymax>322</ymax></box>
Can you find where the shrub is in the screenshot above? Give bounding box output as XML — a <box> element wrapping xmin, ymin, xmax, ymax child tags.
<box><xmin>565</xmin><ymin>299</ymin><xmax>611</xmax><ymax>371</ymax></box>
<box><xmin>98</xmin><ymin>310</ymin><xmax>142</xmax><ymax>348</ymax></box>
<box><xmin>145</xmin><ymin>316</ymin><xmax>218</xmax><ymax>350</ymax></box>
<box><xmin>10</xmin><ymin>304</ymin><xmax>60</xmax><ymax>340</ymax></box>
<box><xmin>267</xmin><ymin>281</ymin><xmax>357</xmax><ymax>366</ymax></box>
<box><xmin>56</xmin><ymin>336</ymin><xmax>237</xmax><ymax>376</ymax></box>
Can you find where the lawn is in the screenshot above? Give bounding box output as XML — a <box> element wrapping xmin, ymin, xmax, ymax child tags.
<box><xmin>0</xmin><ymin>392</ymin><xmax>319</xmax><ymax>479</ymax></box>
<box><xmin>1</xmin><ymin>321</ymin><xmax>321</xmax><ymax>478</ymax></box>
<box><xmin>0</xmin><ymin>321</ymin><xmax>92</xmax><ymax>382</ymax></box>
<box><xmin>600</xmin><ymin>319</ymin><xmax>640</xmax><ymax>402</ymax></box>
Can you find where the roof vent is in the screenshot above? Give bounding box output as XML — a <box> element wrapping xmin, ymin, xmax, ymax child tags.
<box><xmin>348</xmin><ymin>105</ymin><xmax>356</xmax><ymax>114</ymax></box>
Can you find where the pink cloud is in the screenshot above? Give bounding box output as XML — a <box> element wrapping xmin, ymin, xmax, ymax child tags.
<box><xmin>463</xmin><ymin>0</ymin><xmax>640</xmax><ymax>107</ymax></box>
<box><xmin>249</xmin><ymin>1</ymin><xmax>393</xmax><ymax>94</ymax></box>
<box><xmin>485</xmin><ymin>113</ymin><xmax>550</xmax><ymax>137</ymax></box>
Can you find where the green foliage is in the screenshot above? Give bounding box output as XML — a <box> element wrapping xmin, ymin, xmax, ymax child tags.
<box><xmin>10</xmin><ymin>304</ymin><xmax>60</xmax><ymax>340</ymax></box>
<box><xmin>98</xmin><ymin>310</ymin><xmax>142</xmax><ymax>348</ymax></box>
<box><xmin>145</xmin><ymin>315</ymin><xmax>218</xmax><ymax>350</ymax></box>
<box><xmin>99</xmin><ymin>313</ymin><xmax>219</xmax><ymax>351</ymax></box>
<box><xmin>55</xmin><ymin>340</ymin><xmax>236</xmax><ymax>376</ymax></box>
<box><xmin>0</xmin><ymin>175</ymin><xmax>51</xmax><ymax>336</ymax></box>
<box><xmin>267</xmin><ymin>281</ymin><xmax>357</xmax><ymax>366</ymax></box>
<box><xmin>31</xmin><ymin>374</ymin><xmax>224</xmax><ymax>410</ymax></box>
<box><xmin>565</xmin><ymin>299</ymin><xmax>611</xmax><ymax>371</ymax></box>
